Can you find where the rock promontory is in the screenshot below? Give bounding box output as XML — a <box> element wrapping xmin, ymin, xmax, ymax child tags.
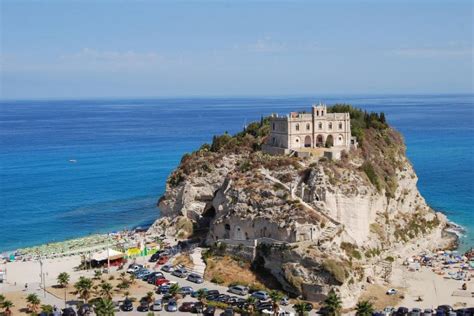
<box><xmin>149</xmin><ymin>104</ymin><xmax>454</xmax><ymax>306</ymax></box>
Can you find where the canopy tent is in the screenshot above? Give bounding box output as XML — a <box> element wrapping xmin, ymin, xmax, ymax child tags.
<box><xmin>90</xmin><ymin>249</ymin><xmax>124</xmax><ymax>262</ymax></box>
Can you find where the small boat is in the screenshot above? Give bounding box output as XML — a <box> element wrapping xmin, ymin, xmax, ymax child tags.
<box><xmin>69</xmin><ymin>159</ymin><xmax>77</xmax><ymax>163</ymax></box>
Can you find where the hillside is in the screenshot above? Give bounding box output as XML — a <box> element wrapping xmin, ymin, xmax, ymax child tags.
<box><xmin>149</xmin><ymin>104</ymin><xmax>455</xmax><ymax>306</ymax></box>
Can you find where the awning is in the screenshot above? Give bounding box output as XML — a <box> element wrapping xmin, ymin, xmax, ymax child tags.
<box><xmin>91</xmin><ymin>249</ymin><xmax>124</xmax><ymax>261</ymax></box>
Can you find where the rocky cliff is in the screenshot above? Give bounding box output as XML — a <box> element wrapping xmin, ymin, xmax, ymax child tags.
<box><xmin>149</xmin><ymin>105</ymin><xmax>454</xmax><ymax>306</ymax></box>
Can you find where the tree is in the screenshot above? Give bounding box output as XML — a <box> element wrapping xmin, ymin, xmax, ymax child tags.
<box><xmin>169</xmin><ymin>283</ymin><xmax>180</xmax><ymax>297</ymax></box>
<box><xmin>0</xmin><ymin>294</ymin><xmax>5</xmax><ymax>305</ymax></box>
<box><xmin>269</xmin><ymin>290</ymin><xmax>284</xmax><ymax>315</ymax></box>
<box><xmin>196</xmin><ymin>289</ymin><xmax>207</xmax><ymax>307</ymax></box>
<box><xmin>245</xmin><ymin>296</ymin><xmax>256</xmax><ymax>315</ymax></box>
<box><xmin>322</xmin><ymin>290</ymin><xmax>342</xmax><ymax>316</ymax></box>
<box><xmin>74</xmin><ymin>276</ymin><xmax>94</xmax><ymax>303</ymax></box>
<box><xmin>145</xmin><ymin>291</ymin><xmax>154</xmax><ymax>307</ymax></box>
<box><xmin>99</xmin><ymin>282</ymin><xmax>114</xmax><ymax>300</ymax></box>
<box><xmin>293</xmin><ymin>301</ymin><xmax>308</xmax><ymax>316</ymax></box>
<box><xmin>2</xmin><ymin>300</ymin><xmax>13</xmax><ymax>316</ymax></box>
<box><xmin>129</xmin><ymin>274</ymin><xmax>136</xmax><ymax>285</ymax></box>
<box><xmin>94</xmin><ymin>270</ymin><xmax>103</xmax><ymax>280</ymax></box>
<box><xmin>94</xmin><ymin>298</ymin><xmax>115</xmax><ymax>316</ymax></box>
<box><xmin>41</xmin><ymin>304</ymin><xmax>54</xmax><ymax>314</ymax></box>
<box><xmin>57</xmin><ymin>272</ymin><xmax>70</xmax><ymax>288</ymax></box>
<box><xmin>356</xmin><ymin>300</ymin><xmax>374</xmax><ymax>316</ymax></box>
<box><xmin>26</xmin><ymin>293</ymin><xmax>41</xmax><ymax>314</ymax></box>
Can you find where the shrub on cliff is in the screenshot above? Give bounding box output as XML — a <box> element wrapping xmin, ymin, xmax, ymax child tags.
<box><xmin>322</xmin><ymin>259</ymin><xmax>348</xmax><ymax>284</ymax></box>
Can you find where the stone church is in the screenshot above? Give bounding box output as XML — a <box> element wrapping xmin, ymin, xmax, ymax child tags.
<box><xmin>263</xmin><ymin>103</ymin><xmax>355</xmax><ymax>155</ymax></box>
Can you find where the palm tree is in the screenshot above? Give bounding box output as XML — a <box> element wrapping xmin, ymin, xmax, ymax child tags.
<box><xmin>94</xmin><ymin>270</ymin><xmax>103</xmax><ymax>280</ymax></box>
<box><xmin>269</xmin><ymin>290</ymin><xmax>284</xmax><ymax>315</ymax></box>
<box><xmin>99</xmin><ymin>282</ymin><xmax>114</xmax><ymax>300</ymax></box>
<box><xmin>293</xmin><ymin>301</ymin><xmax>308</xmax><ymax>316</ymax></box>
<box><xmin>323</xmin><ymin>290</ymin><xmax>342</xmax><ymax>316</ymax></box>
<box><xmin>94</xmin><ymin>297</ymin><xmax>115</xmax><ymax>316</ymax></box>
<box><xmin>74</xmin><ymin>276</ymin><xmax>94</xmax><ymax>303</ymax></box>
<box><xmin>356</xmin><ymin>300</ymin><xmax>374</xmax><ymax>316</ymax></box>
<box><xmin>0</xmin><ymin>294</ymin><xmax>5</xmax><ymax>305</ymax></box>
<box><xmin>26</xmin><ymin>293</ymin><xmax>41</xmax><ymax>314</ymax></box>
<box><xmin>245</xmin><ymin>296</ymin><xmax>256</xmax><ymax>315</ymax></box>
<box><xmin>41</xmin><ymin>304</ymin><xmax>54</xmax><ymax>314</ymax></box>
<box><xmin>196</xmin><ymin>289</ymin><xmax>207</xmax><ymax>308</ymax></box>
<box><xmin>2</xmin><ymin>300</ymin><xmax>13</xmax><ymax>316</ymax></box>
<box><xmin>145</xmin><ymin>291</ymin><xmax>154</xmax><ymax>307</ymax></box>
<box><xmin>169</xmin><ymin>283</ymin><xmax>180</xmax><ymax>298</ymax></box>
<box><xmin>124</xmin><ymin>291</ymin><xmax>130</xmax><ymax>299</ymax></box>
<box><xmin>57</xmin><ymin>272</ymin><xmax>70</xmax><ymax>288</ymax></box>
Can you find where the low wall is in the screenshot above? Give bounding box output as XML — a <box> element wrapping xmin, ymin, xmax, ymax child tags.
<box><xmin>262</xmin><ymin>145</ymin><xmax>290</xmax><ymax>156</ymax></box>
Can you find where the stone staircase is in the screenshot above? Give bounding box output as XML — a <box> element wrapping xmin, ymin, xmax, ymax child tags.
<box><xmin>319</xmin><ymin>224</ymin><xmax>340</xmax><ymax>242</ymax></box>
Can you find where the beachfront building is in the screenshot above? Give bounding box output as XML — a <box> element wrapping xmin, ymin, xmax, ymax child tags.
<box><xmin>263</xmin><ymin>103</ymin><xmax>356</xmax><ymax>157</ymax></box>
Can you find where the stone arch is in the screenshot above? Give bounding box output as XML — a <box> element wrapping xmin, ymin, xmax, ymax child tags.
<box><xmin>316</xmin><ymin>134</ymin><xmax>324</xmax><ymax>147</ymax></box>
<box><xmin>325</xmin><ymin>135</ymin><xmax>334</xmax><ymax>147</ymax></box>
<box><xmin>304</xmin><ymin>135</ymin><xmax>312</xmax><ymax>148</ymax></box>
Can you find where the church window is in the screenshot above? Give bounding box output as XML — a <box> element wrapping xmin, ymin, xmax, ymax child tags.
<box><xmin>295</xmin><ymin>124</ymin><xmax>299</xmax><ymax>131</ymax></box>
<box><xmin>225</xmin><ymin>224</ymin><xmax>230</xmax><ymax>230</ymax></box>
<box><xmin>318</xmin><ymin>122</ymin><xmax>322</xmax><ymax>129</ymax></box>
<box><xmin>272</xmin><ymin>123</ymin><xmax>275</xmax><ymax>130</ymax></box>
<box><xmin>339</xmin><ymin>123</ymin><xmax>343</xmax><ymax>129</ymax></box>
<box><xmin>329</xmin><ymin>123</ymin><xmax>332</xmax><ymax>129</ymax></box>
<box><xmin>306</xmin><ymin>123</ymin><xmax>310</xmax><ymax>130</ymax></box>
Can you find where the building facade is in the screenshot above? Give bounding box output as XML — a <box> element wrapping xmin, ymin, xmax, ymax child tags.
<box><xmin>267</xmin><ymin>103</ymin><xmax>353</xmax><ymax>151</ymax></box>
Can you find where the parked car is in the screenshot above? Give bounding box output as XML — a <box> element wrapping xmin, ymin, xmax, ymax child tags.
<box><xmin>149</xmin><ymin>252</ymin><xmax>161</xmax><ymax>262</ymax></box>
<box><xmin>167</xmin><ymin>299</ymin><xmax>178</xmax><ymax>312</ymax></box>
<box><xmin>191</xmin><ymin>288</ymin><xmax>208</xmax><ymax>297</ymax></box>
<box><xmin>223</xmin><ymin>307</ymin><xmax>235</xmax><ymax>316</ymax></box>
<box><xmin>411</xmin><ymin>308</ymin><xmax>422</xmax><ymax>316</ymax></box>
<box><xmin>157</xmin><ymin>256</ymin><xmax>169</xmax><ymax>265</ymax></box>
<box><xmin>178</xmin><ymin>286</ymin><xmax>194</xmax><ymax>296</ymax></box>
<box><xmin>146</xmin><ymin>272</ymin><xmax>164</xmax><ymax>284</ymax></box>
<box><xmin>127</xmin><ymin>264</ymin><xmax>143</xmax><ymax>273</ymax></box>
<box><xmin>77</xmin><ymin>304</ymin><xmax>92</xmax><ymax>316</ymax></box>
<box><xmin>396</xmin><ymin>307</ymin><xmax>409</xmax><ymax>316</ymax></box>
<box><xmin>179</xmin><ymin>302</ymin><xmax>196</xmax><ymax>312</ymax></box>
<box><xmin>437</xmin><ymin>306</ymin><xmax>454</xmax><ymax>313</ymax></box>
<box><xmin>423</xmin><ymin>309</ymin><xmax>434</xmax><ymax>316</ymax></box>
<box><xmin>386</xmin><ymin>288</ymin><xmax>397</xmax><ymax>295</ymax></box>
<box><xmin>151</xmin><ymin>299</ymin><xmax>162</xmax><ymax>311</ymax></box>
<box><xmin>207</xmin><ymin>290</ymin><xmax>219</xmax><ymax>296</ymax></box>
<box><xmin>187</xmin><ymin>273</ymin><xmax>204</xmax><ymax>283</ymax></box>
<box><xmin>137</xmin><ymin>299</ymin><xmax>149</xmax><ymax>312</ymax></box>
<box><xmin>256</xmin><ymin>302</ymin><xmax>273</xmax><ymax>312</ymax></box>
<box><xmin>121</xmin><ymin>299</ymin><xmax>133</xmax><ymax>311</ymax></box>
<box><xmin>161</xmin><ymin>264</ymin><xmax>174</xmax><ymax>273</ymax></box>
<box><xmin>155</xmin><ymin>278</ymin><xmax>170</xmax><ymax>286</ymax></box>
<box><xmin>156</xmin><ymin>284</ymin><xmax>170</xmax><ymax>294</ymax></box>
<box><xmin>192</xmin><ymin>302</ymin><xmax>204</xmax><ymax>313</ymax></box>
<box><xmin>455</xmin><ymin>309</ymin><xmax>471</xmax><ymax>316</ymax></box>
<box><xmin>203</xmin><ymin>306</ymin><xmax>216</xmax><ymax>316</ymax></box>
<box><xmin>161</xmin><ymin>294</ymin><xmax>173</xmax><ymax>305</ymax></box>
<box><xmin>172</xmin><ymin>267</ymin><xmax>188</xmax><ymax>278</ymax></box>
<box><xmin>228</xmin><ymin>285</ymin><xmax>248</xmax><ymax>296</ymax></box>
<box><xmin>383</xmin><ymin>307</ymin><xmax>396</xmax><ymax>316</ymax></box>
<box><xmin>217</xmin><ymin>294</ymin><xmax>231</xmax><ymax>303</ymax></box>
<box><xmin>62</xmin><ymin>308</ymin><xmax>77</xmax><ymax>316</ymax></box>
<box><xmin>251</xmin><ymin>291</ymin><xmax>269</xmax><ymax>301</ymax></box>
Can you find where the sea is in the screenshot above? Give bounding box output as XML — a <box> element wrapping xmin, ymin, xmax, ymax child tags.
<box><xmin>0</xmin><ymin>95</ymin><xmax>473</xmax><ymax>253</ymax></box>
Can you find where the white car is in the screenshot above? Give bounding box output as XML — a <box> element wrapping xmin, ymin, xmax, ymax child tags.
<box><xmin>152</xmin><ymin>299</ymin><xmax>162</xmax><ymax>311</ymax></box>
<box><xmin>126</xmin><ymin>264</ymin><xmax>143</xmax><ymax>273</ymax></box>
<box><xmin>386</xmin><ymin>288</ymin><xmax>397</xmax><ymax>295</ymax></box>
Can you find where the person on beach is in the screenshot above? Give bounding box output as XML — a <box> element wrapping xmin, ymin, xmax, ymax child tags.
<box><xmin>24</xmin><ymin>283</ymin><xmax>28</xmax><ymax>291</ymax></box>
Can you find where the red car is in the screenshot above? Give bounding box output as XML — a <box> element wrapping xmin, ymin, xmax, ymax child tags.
<box><xmin>157</xmin><ymin>256</ymin><xmax>169</xmax><ymax>265</ymax></box>
<box><xmin>155</xmin><ymin>278</ymin><xmax>170</xmax><ymax>286</ymax></box>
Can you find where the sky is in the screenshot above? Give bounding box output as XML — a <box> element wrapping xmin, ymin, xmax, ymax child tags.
<box><xmin>0</xmin><ymin>0</ymin><xmax>473</xmax><ymax>99</ymax></box>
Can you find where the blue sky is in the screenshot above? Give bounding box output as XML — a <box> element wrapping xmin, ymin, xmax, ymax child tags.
<box><xmin>1</xmin><ymin>0</ymin><xmax>472</xmax><ymax>99</ymax></box>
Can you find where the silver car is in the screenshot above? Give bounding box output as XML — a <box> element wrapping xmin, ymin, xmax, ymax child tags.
<box><xmin>228</xmin><ymin>285</ymin><xmax>248</xmax><ymax>296</ymax></box>
<box><xmin>152</xmin><ymin>299</ymin><xmax>162</xmax><ymax>311</ymax></box>
<box><xmin>171</xmin><ymin>267</ymin><xmax>188</xmax><ymax>278</ymax></box>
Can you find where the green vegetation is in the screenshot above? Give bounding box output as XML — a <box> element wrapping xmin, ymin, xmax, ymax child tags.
<box><xmin>394</xmin><ymin>213</ymin><xmax>441</xmax><ymax>242</ymax></box>
<box><xmin>293</xmin><ymin>300</ymin><xmax>309</xmax><ymax>316</ymax></box>
<box><xmin>26</xmin><ymin>293</ymin><xmax>41</xmax><ymax>314</ymax></box>
<box><xmin>340</xmin><ymin>242</ymin><xmax>362</xmax><ymax>260</ymax></box>
<box><xmin>57</xmin><ymin>272</ymin><xmax>70</xmax><ymax>288</ymax></box>
<box><xmin>361</xmin><ymin>162</ymin><xmax>381</xmax><ymax>191</ymax></box>
<box><xmin>356</xmin><ymin>300</ymin><xmax>375</xmax><ymax>316</ymax></box>
<box><xmin>322</xmin><ymin>259</ymin><xmax>348</xmax><ymax>284</ymax></box>
<box><xmin>74</xmin><ymin>276</ymin><xmax>94</xmax><ymax>303</ymax></box>
<box><xmin>94</xmin><ymin>298</ymin><xmax>115</xmax><ymax>316</ymax></box>
<box><xmin>322</xmin><ymin>289</ymin><xmax>342</xmax><ymax>316</ymax></box>
<box><xmin>0</xmin><ymin>295</ymin><xmax>14</xmax><ymax>315</ymax></box>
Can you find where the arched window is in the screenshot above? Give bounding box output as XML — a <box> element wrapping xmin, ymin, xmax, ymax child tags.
<box><xmin>295</xmin><ymin>124</ymin><xmax>300</xmax><ymax>131</ymax></box>
<box><xmin>329</xmin><ymin>122</ymin><xmax>333</xmax><ymax>129</ymax></box>
<box><xmin>318</xmin><ymin>122</ymin><xmax>322</xmax><ymax>129</ymax></box>
<box><xmin>321</xmin><ymin>110</ymin><xmax>324</xmax><ymax>116</ymax></box>
<box><xmin>306</xmin><ymin>123</ymin><xmax>310</xmax><ymax>130</ymax></box>
<box><xmin>316</xmin><ymin>110</ymin><xmax>319</xmax><ymax>116</ymax></box>
<box><xmin>272</xmin><ymin>123</ymin><xmax>275</xmax><ymax>130</ymax></box>
<box><xmin>225</xmin><ymin>224</ymin><xmax>230</xmax><ymax>231</ymax></box>
<box><xmin>339</xmin><ymin>123</ymin><xmax>343</xmax><ymax>130</ymax></box>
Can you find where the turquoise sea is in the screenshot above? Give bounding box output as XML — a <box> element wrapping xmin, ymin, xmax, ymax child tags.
<box><xmin>0</xmin><ymin>95</ymin><xmax>473</xmax><ymax>252</ymax></box>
